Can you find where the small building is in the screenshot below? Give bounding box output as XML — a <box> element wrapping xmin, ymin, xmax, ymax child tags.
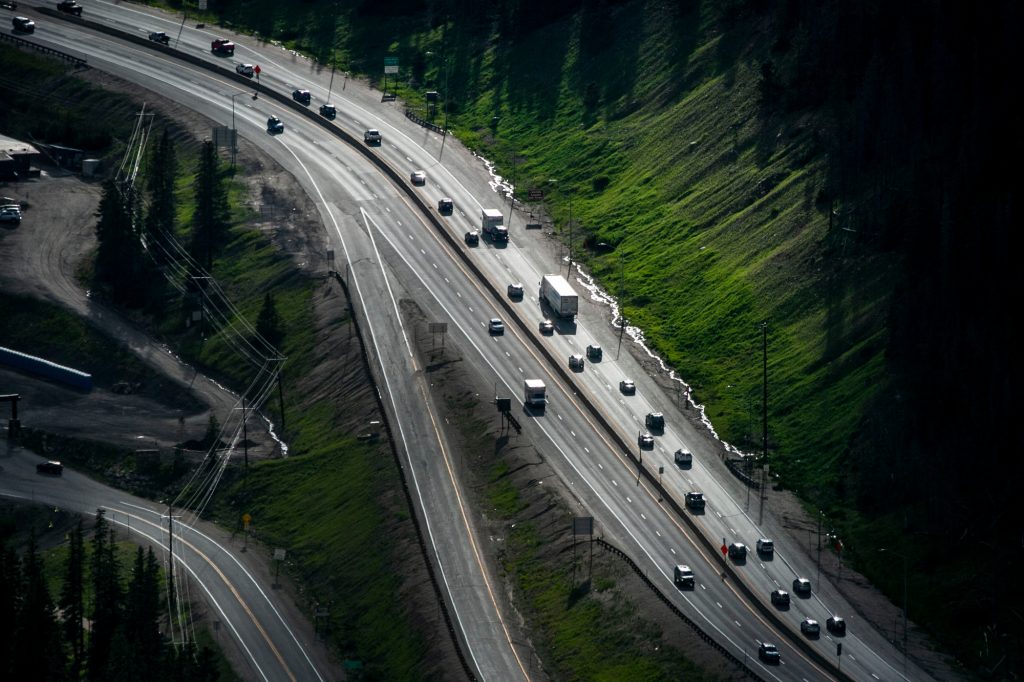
<box><xmin>0</xmin><ymin>134</ymin><xmax>42</xmax><ymax>180</ymax></box>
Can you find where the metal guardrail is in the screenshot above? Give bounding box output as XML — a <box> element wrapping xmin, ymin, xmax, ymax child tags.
<box><xmin>0</xmin><ymin>30</ymin><xmax>88</xmax><ymax>67</ymax></box>
<box><xmin>404</xmin><ymin>108</ymin><xmax>446</xmax><ymax>135</ymax></box>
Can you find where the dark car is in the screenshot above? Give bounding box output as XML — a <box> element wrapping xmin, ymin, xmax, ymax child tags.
<box><xmin>538</xmin><ymin>319</ymin><xmax>554</xmax><ymax>334</ymax></box>
<box><xmin>728</xmin><ymin>542</ymin><xmax>747</xmax><ymax>560</ymax></box>
<box><xmin>292</xmin><ymin>89</ymin><xmax>311</xmax><ymax>105</ymax></box>
<box><xmin>619</xmin><ymin>378</ymin><xmax>636</xmax><ymax>394</ymax></box>
<box><xmin>758</xmin><ymin>643</ymin><xmax>781</xmax><ymax>664</ymax></box>
<box><xmin>437</xmin><ymin>197</ymin><xmax>454</xmax><ymax>214</ymax></box>
<box><xmin>792</xmin><ymin>577</ymin><xmax>812</xmax><ymax>596</ymax></box>
<box><xmin>645</xmin><ymin>412</ymin><xmax>665</xmax><ymax>431</ymax></box>
<box><xmin>756</xmin><ymin>537</ymin><xmax>774</xmax><ymax>556</ymax></box>
<box><xmin>770</xmin><ymin>589</ymin><xmax>790</xmax><ymax>607</ymax></box>
<box><xmin>826</xmin><ymin>615</ymin><xmax>846</xmax><ymax>635</ymax></box>
<box><xmin>464</xmin><ymin>230</ymin><xmax>479</xmax><ymax>246</ymax></box>
<box><xmin>674</xmin><ymin>449</ymin><xmax>693</xmax><ymax>467</ymax></box>
<box><xmin>638</xmin><ymin>432</ymin><xmax>655</xmax><ymax>449</ymax></box>
<box><xmin>507</xmin><ymin>282</ymin><xmax>524</xmax><ymax>299</ymax></box>
<box><xmin>267</xmin><ymin>116</ymin><xmax>284</xmax><ymax>134</ymax></box>
<box><xmin>568</xmin><ymin>354</ymin><xmax>585</xmax><ymax>371</ymax></box>
<box><xmin>685</xmin><ymin>491</ymin><xmax>705</xmax><ymax>510</ymax></box>
<box><xmin>36</xmin><ymin>460</ymin><xmax>64</xmax><ymax>475</ymax></box>
<box><xmin>12</xmin><ymin>16</ymin><xmax>34</xmax><ymax>33</ymax></box>
<box><xmin>318</xmin><ymin>103</ymin><xmax>336</xmax><ymax>119</ymax></box>
<box><xmin>800</xmin><ymin>618</ymin><xmax>820</xmax><ymax>637</ymax></box>
<box><xmin>586</xmin><ymin>344</ymin><xmax>602</xmax><ymax>361</ymax></box>
<box><xmin>57</xmin><ymin>0</ymin><xmax>82</xmax><ymax>16</ymax></box>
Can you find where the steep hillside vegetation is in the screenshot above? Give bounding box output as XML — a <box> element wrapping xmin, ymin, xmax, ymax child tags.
<box><xmin>164</xmin><ymin>0</ymin><xmax>1018</xmax><ymax>673</ymax></box>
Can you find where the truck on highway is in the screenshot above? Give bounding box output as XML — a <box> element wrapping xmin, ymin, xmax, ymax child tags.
<box><xmin>524</xmin><ymin>380</ymin><xmax>547</xmax><ymax>407</ymax></box>
<box><xmin>211</xmin><ymin>38</ymin><xmax>235</xmax><ymax>55</ymax></box>
<box><xmin>480</xmin><ymin>208</ymin><xmax>508</xmax><ymax>242</ymax></box>
<box><xmin>148</xmin><ymin>31</ymin><xmax>170</xmax><ymax>45</ymax></box>
<box><xmin>540</xmin><ymin>274</ymin><xmax>578</xmax><ymax>318</ymax></box>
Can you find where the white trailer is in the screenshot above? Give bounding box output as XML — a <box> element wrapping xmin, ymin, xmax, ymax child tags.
<box><xmin>524</xmin><ymin>379</ymin><xmax>547</xmax><ymax>407</ymax></box>
<box><xmin>480</xmin><ymin>208</ymin><xmax>508</xmax><ymax>242</ymax></box>
<box><xmin>540</xmin><ymin>274</ymin><xmax>579</xmax><ymax>318</ymax></box>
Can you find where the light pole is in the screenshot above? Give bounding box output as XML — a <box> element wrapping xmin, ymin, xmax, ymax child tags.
<box><xmin>878</xmin><ymin>548</ymin><xmax>908</xmax><ymax>671</ymax></box>
<box><xmin>229</xmin><ymin>92</ymin><xmax>246</xmax><ymax>169</ymax></box>
<box><xmin>548</xmin><ymin>179</ymin><xmax>574</xmax><ymax>277</ymax></box>
<box><xmin>427</xmin><ymin>51</ymin><xmax>451</xmax><ymax>159</ymax></box>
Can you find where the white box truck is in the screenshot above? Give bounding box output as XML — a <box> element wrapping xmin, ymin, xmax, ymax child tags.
<box><xmin>524</xmin><ymin>380</ymin><xmax>547</xmax><ymax>407</ymax></box>
<box><xmin>540</xmin><ymin>274</ymin><xmax>579</xmax><ymax>318</ymax></box>
<box><xmin>480</xmin><ymin>208</ymin><xmax>508</xmax><ymax>242</ymax></box>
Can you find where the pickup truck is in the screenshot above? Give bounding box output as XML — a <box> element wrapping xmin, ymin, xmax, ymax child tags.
<box><xmin>57</xmin><ymin>0</ymin><xmax>82</xmax><ymax>15</ymax></box>
<box><xmin>148</xmin><ymin>31</ymin><xmax>170</xmax><ymax>45</ymax></box>
<box><xmin>211</xmin><ymin>38</ymin><xmax>235</xmax><ymax>55</ymax></box>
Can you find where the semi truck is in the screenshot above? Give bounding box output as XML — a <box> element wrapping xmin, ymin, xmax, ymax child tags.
<box><xmin>524</xmin><ymin>380</ymin><xmax>547</xmax><ymax>407</ymax></box>
<box><xmin>540</xmin><ymin>274</ymin><xmax>579</xmax><ymax>318</ymax></box>
<box><xmin>480</xmin><ymin>208</ymin><xmax>508</xmax><ymax>242</ymax></box>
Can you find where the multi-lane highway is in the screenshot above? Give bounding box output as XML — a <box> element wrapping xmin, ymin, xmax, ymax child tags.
<box><xmin>1</xmin><ymin>3</ymin><xmax>931</xmax><ymax>680</ymax></box>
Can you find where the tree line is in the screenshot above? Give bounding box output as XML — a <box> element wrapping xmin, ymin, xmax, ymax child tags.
<box><xmin>0</xmin><ymin>510</ymin><xmax>220</xmax><ymax>681</ymax></box>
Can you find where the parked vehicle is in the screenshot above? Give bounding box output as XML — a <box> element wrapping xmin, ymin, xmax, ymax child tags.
<box><xmin>480</xmin><ymin>208</ymin><xmax>508</xmax><ymax>242</ymax></box>
<box><xmin>211</xmin><ymin>38</ymin><xmax>235</xmax><ymax>55</ymax></box>
<box><xmin>540</xmin><ymin>274</ymin><xmax>578</xmax><ymax>318</ymax></box>
<box><xmin>148</xmin><ymin>31</ymin><xmax>170</xmax><ymax>45</ymax></box>
<box><xmin>524</xmin><ymin>380</ymin><xmax>546</xmax><ymax>407</ymax></box>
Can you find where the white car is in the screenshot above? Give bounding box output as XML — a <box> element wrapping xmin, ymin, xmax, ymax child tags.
<box><xmin>538</xmin><ymin>319</ymin><xmax>554</xmax><ymax>334</ymax></box>
<box><xmin>488</xmin><ymin>318</ymin><xmax>504</xmax><ymax>335</ymax></box>
<box><xmin>235</xmin><ymin>63</ymin><xmax>255</xmax><ymax>77</ymax></box>
<box><xmin>410</xmin><ymin>170</ymin><xmax>426</xmax><ymax>185</ymax></box>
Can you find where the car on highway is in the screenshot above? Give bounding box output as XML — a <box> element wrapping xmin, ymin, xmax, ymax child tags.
<box><xmin>826</xmin><ymin>615</ymin><xmax>846</xmax><ymax>635</ymax></box>
<box><xmin>266</xmin><ymin>116</ymin><xmax>284</xmax><ymax>134</ymax></box>
<box><xmin>770</xmin><ymin>589</ymin><xmax>790</xmax><ymax>607</ymax></box>
<box><xmin>235</xmin><ymin>63</ymin><xmax>255</xmax><ymax>77</ymax></box>
<box><xmin>684</xmin><ymin>491</ymin><xmax>705</xmax><ymax>509</ymax></box>
<box><xmin>638</xmin><ymin>432</ymin><xmax>655</xmax><ymax>449</ymax></box>
<box><xmin>756</xmin><ymin>537</ymin><xmax>774</xmax><ymax>556</ymax></box>
<box><xmin>148</xmin><ymin>31</ymin><xmax>171</xmax><ymax>45</ymax></box>
<box><xmin>488</xmin><ymin>318</ymin><xmax>504</xmax><ymax>335</ymax></box>
<box><xmin>464</xmin><ymin>230</ymin><xmax>479</xmax><ymax>246</ymax></box>
<box><xmin>727</xmin><ymin>542</ymin><xmax>747</xmax><ymax>560</ymax></box>
<box><xmin>619</xmin><ymin>378</ymin><xmax>636</xmax><ymax>395</ymax></box>
<box><xmin>364</xmin><ymin>128</ymin><xmax>381</xmax><ymax>145</ymax></box>
<box><xmin>674</xmin><ymin>449</ymin><xmax>692</xmax><ymax>467</ymax></box>
<box><xmin>211</xmin><ymin>38</ymin><xmax>235</xmax><ymax>55</ymax></box>
<box><xmin>673</xmin><ymin>564</ymin><xmax>694</xmax><ymax>589</ymax></box>
<box><xmin>568</xmin><ymin>353</ymin><xmax>585</xmax><ymax>371</ymax></box>
<box><xmin>792</xmin><ymin>577</ymin><xmax>812</xmax><ymax>596</ymax></box>
<box><xmin>12</xmin><ymin>16</ymin><xmax>34</xmax><ymax>33</ymax></box>
<box><xmin>507</xmin><ymin>282</ymin><xmax>523</xmax><ymax>300</ymax></box>
<box><xmin>538</xmin><ymin>319</ymin><xmax>554</xmax><ymax>334</ymax></box>
<box><xmin>36</xmin><ymin>460</ymin><xmax>63</xmax><ymax>475</ymax></box>
<box><xmin>586</xmin><ymin>344</ymin><xmax>602</xmax><ymax>361</ymax></box>
<box><xmin>292</xmin><ymin>89</ymin><xmax>311</xmax><ymax>105</ymax></box>
<box><xmin>645</xmin><ymin>411</ymin><xmax>665</xmax><ymax>431</ymax></box>
<box><xmin>437</xmin><ymin>197</ymin><xmax>453</xmax><ymax>214</ymax></box>
<box><xmin>410</xmin><ymin>170</ymin><xmax>426</xmax><ymax>185</ymax></box>
<box><xmin>57</xmin><ymin>0</ymin><xmax>82</xmax><ymax>16</ymax></box>
<box><xmin>318</xmin><ymin>103</ymin><xmax>336</xmax><ymax>119</ymax></box>
<box><xmin>1</xmin><ymin>1</ymin><xmax>19</xmax><ymax>11</ymax></box>
<box><xmin>758</xmin><ymin>642</ymin><xmax>780</xmax><ymax>664</ymax></box>
<box><xmin>800</xmin><ymin>618</ymin><xmax>820</xmax><ymax>637</ymax></box>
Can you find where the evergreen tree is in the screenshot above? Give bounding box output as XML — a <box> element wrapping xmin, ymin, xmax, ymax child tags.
<box><xmin>59</xmin><ymin>519</ymin><xmax>85</xmax><ymax>678</ymax></box>
<box><xmin>146</xmin><ymin>128</ymin><xmax>178</xmax><ymax>265</ymax></box>
<box><xmin>88</xmin><ymin>510</ymin><xmax>123</xmax><ymax>680</ymax></box>
<box><xmin>0</xmin><ymin>539</ymin><xmax>21</xmax><ymax>679</ymax></box>
<box><xmin>12</xmin><ymin>532</ymin><xmax>65</xmax><ymax>681</ymax></box>
<box><xmin>191</xmin><ymin>140</ymin><xmax>229</xmax><ymax>270</ymax></box>
<box><xmin>94</xmin><ymin>179</ymin><xmax>149</xmax><ymax>307</ymax></box>
<box><xmin>255</xmin><ymin>291</ymin><xmax>285</xmax><ymax>350</ymax></box>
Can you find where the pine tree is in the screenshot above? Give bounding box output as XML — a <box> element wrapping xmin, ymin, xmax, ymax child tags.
<box><xmin>146</xmin><ymin>128</ymin><xmax>178</xmax><ymax>266</ymax></box>
<box><xmin>59</xmin><ymin>519</ymin><xmax>85</xmax><ymax>677</ymax></box>
<box><xmin>191</xmin><ymin>140</ymin><xmax>229</xmax><ymax>270</ymax></box>
<box><xmin>12</xmin><ymin>532</ymin><xmax>64</xmax><ymax>681</ymax></box>
<box><xmin>88</xmin><ymin>511</ymin><xmax>123</xmax><ymax>680</ymax></box>
<box><xmin>94</xmin><ymin>179</ymin><xmax>149</xmax><ymax>307</ymax></box>
<box><xmin>255</xmin><ymin>291</ymin><xmax>285</xmax><ymax>350</ymax></box>
<box><xmin>0</xmin><ymin>539</ymin><xmax>21</xmax><ymax>679</ymax></box>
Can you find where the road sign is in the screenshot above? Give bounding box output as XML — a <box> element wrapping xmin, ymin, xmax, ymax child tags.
<box><xmin>274</xmin><ymin>548</ymin><xmax>286</xmax><ymax>561</ymax></box>
<box><xmin>254</xmin><ymin>64</ymin><xmax>261</xmax><ymax>75</ymax></box>
<box><xmin>384</xmin><ymin>56</ymin><xmax>399</xmax><ymax>74</ymax></box>
<box><xmin>528</xmin><ymin>188</ymin><xmax>544</xmax><ymax>201</ymax></box>
<box><xmin>837</xmin><ymin>642</ymin><xmax>842</xmax><ymax>656</ymax></box>
<box><xmin>242</xmin><ymin>513</ymin><xmax>252</xmax><ymax>529</ymax></box>
<box><xmin>720</xmin><ymin>543</ymin><xmax>728</xmax><ymax>556</ymax></box>
<box><xmin>572</xmin><ymin>517</ymin><xmax>593</xmax><ymax>536</ymax></box>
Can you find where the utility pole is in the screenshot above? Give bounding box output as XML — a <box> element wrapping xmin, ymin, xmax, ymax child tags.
<box><xmin>617</xmin><ymin>253</ymin><xmax>626</xmax><ymax>359</ymax></box>
<box><xmin>242</xmin><ymin>397</ymin><xmax>249</xmax><ymax>470</ymax></box>
<box><xmin>759</xmin><ymin>321</ymin><xmax>768</xmax><ymax>524</ymax></box>
<box><xmin>326</xmin><ymin>50</ymin><xmax>336</xmax><ymax>103</ymax></box>
<box><xmin>276</xmin><ymin>368</ymin><xmax>286</xmax><ymax>434</ymax></box>
<box><xmin>166</xmin><ymin>504</ymin><xmax>176</xmax><ymax>631</ymax></box>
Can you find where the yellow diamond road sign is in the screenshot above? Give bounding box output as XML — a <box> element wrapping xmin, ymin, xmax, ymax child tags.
<box><xmin>242</xmin><ymin>513</ymin><xmax>252</xmax><ymax>528</ymax></box>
